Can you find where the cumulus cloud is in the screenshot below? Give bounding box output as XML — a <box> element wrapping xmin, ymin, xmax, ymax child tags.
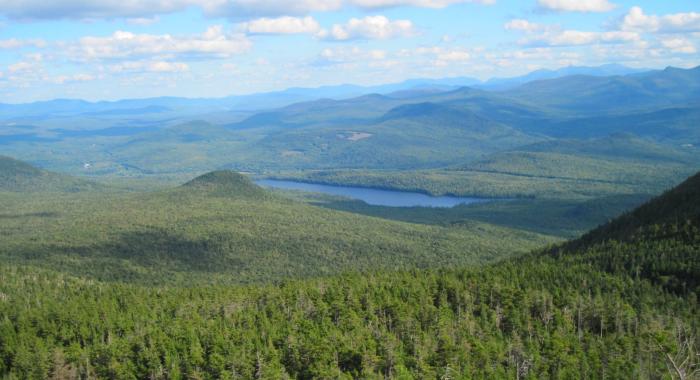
<box><xmin>0</xmin><ymin>0</ymin><xmax>194</xmax><ymax>20</ymax></box>
<box><xmin>239</xmin><ymin>16</ymin><xmax>321</xmax><ymax>34</ymax></box>
<box><xmin>8</xmin><ymin>60</ymin><xmax>36</xmax><ymax>73</ymax></box>
<box><xmin>658</xmin><ymin>37</ymin><xmax>697</xmax><ymax>54</ymax></box>
<box><xmin>507</xmin><ymin>20</ymin><xmax>640</xmax><ymax>47</ymax></box>
<box><xmin>504</xmin><ymin>19</ymin><xmax>544</xmax><ymax>32</ymax></box>
<box><xmin>66</xmin><ymin>26</ymin><xmax>251</xmax><ymax>62</ymax></box>
<box><xmin>621</xmin><ymin>7</ymin><xmax>700</xmax><ymax>33</ymax></box>
<box><xmin>52</xmin><ymin>73</ymin><xmax>96</xmax><ymax>84</ymax></box>
<box><xmin>537</xmin><ymin>0</ymin><xmax>615</xmax><ymax>13</ymax></box>
<box><xmin>525</xmin><ymin>30</ymin><xmax>639</xmax><ymax>46</ymax></box>
<box><xmin>349</xmin><ymin>0</ymin><xmax>493</xmax><ymax>9</ymax></box>
<box><xmin>0</xmin><ymin>38</ymin><xmax>46</xmax><ymax>49</ymax></box>
<box><xmin>204</xmin><ymin>0</ymin><xmax>343</xmax><ymax>18</ymax></box>
<box><xmin>399</xmin><ymin>45</ymin><xmax>472</xmax><ymax>67</ymax></box>
<box><xmin>314</xmin><ymin>46</ymin><xmax>388</xmax><ymax>66</ymax></box>
<box><xmin>125</xmin><ymin>17</ymin><xmax>160</xmax><ymax>26</ymax></box>
<box><xmin>433</xmin><ymin>49</ymin><xmax>470</xmax><ymax>66</ymax></box>
<box><xmin>320</xmin><ymin>15</ymin><xmax>417</xmax><ymax>41</ymax></box>
<box><xmin>0</xmin><ymin>0</ymin><xmax>490</xmax><ymax>20</ymax></box>
<box><xmin>108</xmin><ymin>61</ymin><xmax>190</xmax><ymax>73</ymax></box>
<box><xmin>1</xmin><ymin>53</ymin><xmax>47</xmax><ymax>85</ymax></box>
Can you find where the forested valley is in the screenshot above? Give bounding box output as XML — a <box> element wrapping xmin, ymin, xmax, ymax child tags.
<box><xmin>1</xmin><ymin>61</ymin><xmax>699</xmax><ymax>380</ymax></box>
<box><xmin>0</xmin><ymin>167</ymin><xmax>698</xmax><ymax>379</ymax></box>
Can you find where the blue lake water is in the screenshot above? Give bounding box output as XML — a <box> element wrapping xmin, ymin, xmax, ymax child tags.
<box><xmin>256</xmin><ymin>179</ymin><xmax>488</xmax><ymax>208</ymax></box>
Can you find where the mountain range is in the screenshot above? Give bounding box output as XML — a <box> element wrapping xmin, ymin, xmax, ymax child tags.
<box><xmin>0</xmin><ymin>63</ymin><xmax>651</xmax><ymax>119</ymax></box>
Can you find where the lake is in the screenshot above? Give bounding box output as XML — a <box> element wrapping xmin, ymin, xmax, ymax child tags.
<box><xmin>256</xmin><ymin>179</ymin><xmax>488</xmax><ymax>208</ymax></box>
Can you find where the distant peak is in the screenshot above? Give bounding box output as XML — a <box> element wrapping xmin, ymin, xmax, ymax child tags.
<box><xmin>181</xmin><ymin>170</ymin><xmax>266</xmax><ymax>198</ymax></box>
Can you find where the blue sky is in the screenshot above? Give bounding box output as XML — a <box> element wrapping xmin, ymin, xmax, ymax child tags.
<box><xmin>0</xmin><ymin>0</ymin><xmax>698</xmax><ymax>102</ymax></box>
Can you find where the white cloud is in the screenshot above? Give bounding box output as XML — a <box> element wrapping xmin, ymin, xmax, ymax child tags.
<box><xmin>433</xmin><ymin>49</ymin><xmax>470</xmax><ymax>66</ymax></box>
<box><xmin>8</xmin><ymin>61</ymin><xmax>35</xmax><ymax>73</ymax></box>
<box><xmin>220</xmin><ymin>62</ymin><xmax>238</xmax><ymax>71</ymax></box>
<box><xmin>202</xmin><ymin>0</ymin><xmax>344</xmax><ymax>18</ymax></box>
<box><xmin>67</xmin><ymin>26</ymin><xmax>251</xmax><ymax>62</ymax></box>
<box><xmin>314</xmin><ymin>46</ymin><xmax>388</xmax><ymax>66</ymax></box>
<box><xmin>0</xmin><ymin>0</ymin><xmax>491</xmax><ymax>20</ymax></box>
<box><xmin>504</xmin><ymin>19</ymin><xmax>543</xmax><ymax>32</ymax></box>
<box><xmin>400</xmin><ymin>45</ymin><xmax>472</xmax><ymax>67</ymax></box>
<box><xmin>239</xmin><ymin>16</ymin><xmax>321</xmax><ymax>34</ymax></box>
<box><xmin>0</xmin><ymin>0</ymin><xmax>195</xmax><ymax>20</ymax></box>
<box><xmin>349</xmin><ymin>0</ymin><xmax>493</xmax><ymax>9</ymax></box>
<box><xmin>125</xmin><ymin>17</ymin><xmax>160</xmax><ymax>26</ymax></box>
<box><xmin>535</xmin><ymin>30</ymin><xmax>639</xmax><ymax>46</ymax></box>
<box><xmin>436</xmin><ymin>50</ymin><xmax>470</xmax><ymax>61</ymax></box>
<box><xmin>108</xmin><ymin>60</ymin><xmax>190</xmax><ymax>73</ymax></box>
<box><xmin>320</xmin><ymin>15</ymin><xmax>417</xmax><ymax>41</ymax></box>
<box><xmin>0</xmin><ymin>38</ymin><xmax>46</xmax><ymax>49</ymax></box>
<box><xmin>659</xmin><ymin>37</ymin><xmax>697</xmax><ymax>54</ymax></box>
<box><xmin>508</xmin><ymin>20</ymin><xmax>640</xmax><ymax>47</ymax></box>
<box><xmin>621</xmin><ymin>7</ymin><xmax>700</xmax><ymax>33</ymax></box>
<box><xmin>52</xmin><ymin>73</ymin><xmax>96</xmax><ymax>84</ymax></box>
<box><xmin>537</xmin><ymin>0</ymin><xmax>615</xmax><ymax>13</ymax></box>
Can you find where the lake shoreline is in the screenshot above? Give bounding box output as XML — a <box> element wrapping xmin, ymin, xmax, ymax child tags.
<box><xmin>256</xmin><ymin>179</ymin><xmax>494</xmax><ymax>208</ymax></box>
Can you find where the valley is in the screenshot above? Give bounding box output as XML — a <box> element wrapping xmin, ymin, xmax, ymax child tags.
<box><xmin>0</xmin><ymin>64</ymin><xmax>699</xmax><ymax>379</ymax></box>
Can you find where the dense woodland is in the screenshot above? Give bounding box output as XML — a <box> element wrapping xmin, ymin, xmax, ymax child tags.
<box><xmin>1</xmin><ymin>66</ymin><xmax>699</xmax><ymax>378</ymax></box>
<box><xmin>0</xmin><ymin>215</ymin><xmax>697</xmax><ymax>379</ymax></box>
<box><xmin>0</xmin><ymin>170</ymin><xmax>698</xmax><ymax>379</ymax></box>
<box><xmin>0</xmin><ymin>172</ymin><xmax>551</xmax><ymax>285</ymax></box>
<box><xmin>272</xmin><ymin>133</ymin><xmax>699</xmax><ymax>201</ymax></box>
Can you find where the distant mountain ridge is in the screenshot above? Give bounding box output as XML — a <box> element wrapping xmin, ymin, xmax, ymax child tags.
<box><xmin>505</xmin><ymin>66</ymin><xmax>700</xmax><ymax>114</ymax></box>
<box><xmin>480</xmin><ymin>63</ymin><xmax>650</xmax><ymax>90</ymax></box>
<box><xmin>0</xmin><ymin>64</ymin><xmax>656</xmax><ymax>118</ymax></box>
<box><xmin>1</xmin><ymin>64</ymin><xmax>698</xmax><ymax>180</ymax></box>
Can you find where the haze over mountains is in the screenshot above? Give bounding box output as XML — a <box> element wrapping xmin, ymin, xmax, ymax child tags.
<box><xmin>1</xmin><ymin>60</ymin><xmax>699</xmax><ymax>378</ymax></box>
<box><xmin>0</xmin><ymin>64</ymin><xmax>653</xmax><ymax>117</ymax></box>
<box><xmin>1</xmin><ymin>64</ymin><xmax>698</xmax><ymax>183</ymax></box>
<box><xmin>2</xmin><ymin>0</ymin><xmax>700</xmax><ymax>374</ymax></box>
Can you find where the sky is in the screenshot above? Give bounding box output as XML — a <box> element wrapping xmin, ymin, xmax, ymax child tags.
<box><xmin>0</xmin><ymin>0</ymin><xmax>698</xmax><ymax>102</ymax></box>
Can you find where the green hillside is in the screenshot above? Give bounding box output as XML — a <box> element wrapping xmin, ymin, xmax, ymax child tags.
<box><xmin>0</xmin><ymin>155</ymin><xmax>100</xmax><ymax>192</ymax></box>
<box><xmin>278</xmin><ymin>134</ymin><xmax>699</xmax><ymax>202</ymax></box>
<box><xmin>180</xmin><ymin>170</ymin><xmax>269</xmax><ymax>198</ymax></box>
<box><xmin>303</xmin><ymin>192</ymin><xmax>651</xmax><ymax>237</ymax></box>
<box><xmin>564</xmin><ymin>171</ymin><xmax>700</xmax><ymax>251</ymax></box>
<box><xmin>0</xmin><ymin>172</ymin><xmax>697</xmax><ymax>379</ymax></box>
<box><xmin>0</xmin><ymin>165</ymin><xmax>553</xmax><ymax>285</ymax></box>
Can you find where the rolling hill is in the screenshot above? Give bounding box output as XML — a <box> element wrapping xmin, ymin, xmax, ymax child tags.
<box><xmin>0</xmin><ymin>155</ymin><xmax>100</xmax><ymax>192</ymax></box>
<box><xmin>0</xmin><ymin>169</ymin><xmax>696</xmax><ymax>379</ymax></box>
<box><xmin>565</xmin><ymin>170</ymin><xmax>700</xmax><ymax>251</ymax></box>
<box><xmin>280</xmin><ymin>133</ymin><xmax>699</xmax><ymax>201</ymax></box>
<box><xmin>0</xmin><ymin>161</ymin><xmax>553</xmax><ymax>285</ymax></box>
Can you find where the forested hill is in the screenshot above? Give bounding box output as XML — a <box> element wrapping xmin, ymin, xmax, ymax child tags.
<box><xmin>551</xmin><ymin>171</ymin><xmax>700</xmax><ymax>295</ymax></box>
<box><xmin>0</xmin><ymin>163</ymin><xmax>553</xmax><ymax>285</ymax></box>
<box><xmin>562</xmin><ymin>170</ymin><xmax>700</xmax><ymax>250</ymax></box>
<box><xmin>0</xmin><ymin>155</ymin><xmax>100</xmax><ymax>192</ymax></box>
<box><xmin>179</xmin><ymin>170</ymin><xmax>268</xmax><ymax>199</ymax></box>
<box><xmin>0</xmin><ymin>173</ymin><xmax>698</xmax><ymax>378</ymax></box>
